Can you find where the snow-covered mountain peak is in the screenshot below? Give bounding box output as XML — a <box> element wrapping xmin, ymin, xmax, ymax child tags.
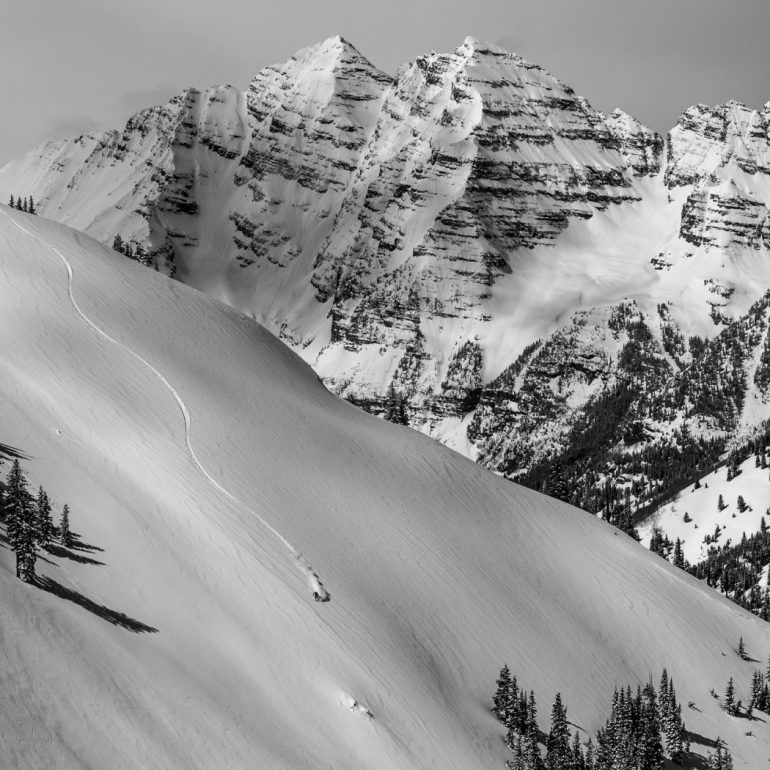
<box><xmin>666</xmin><ymin>100</ymin><xmax>770</xmax><ymax>188</ymax></box>
<box><xmin>273</xmin><ymin>34</ymin><xmax>388</xmax><ymax>80</ymax></box>
<box><xmin>3</xmin><ymin>36</ymin><xmax>770</xmax><ymax>503</ymax></box>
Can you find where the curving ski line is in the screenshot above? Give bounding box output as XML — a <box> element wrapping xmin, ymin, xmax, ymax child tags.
<box><xmin>1</xmin><ymin>210</ymin><xmax>329</xmax><ymax>601</ymax></box>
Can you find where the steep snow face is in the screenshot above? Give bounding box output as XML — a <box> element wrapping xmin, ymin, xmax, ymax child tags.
<box><xmin>2</xmin><ymin>207</ymin><xmax>770</xmax><ymax>767</ymax></box>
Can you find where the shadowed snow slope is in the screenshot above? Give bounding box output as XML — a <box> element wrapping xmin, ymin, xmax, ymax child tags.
<box><xmin>0</xmin><ymin>206</ymin><xmax>769</xmax><ymax>768</ymax></box>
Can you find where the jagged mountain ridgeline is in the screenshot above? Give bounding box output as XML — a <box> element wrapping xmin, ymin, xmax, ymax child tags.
<box><xmin>3</xmin><ymin>36</ymin><xmax>770</xmax><ymax>508</ymax></box>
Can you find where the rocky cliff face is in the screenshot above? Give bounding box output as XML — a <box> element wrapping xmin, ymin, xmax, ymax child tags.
<box><xmin>665</xmin><ymin>101</ymin><xmax>770</xmax><ymax>187</ymax></box>
<box><xmin>3</xmin><ymin>37</ymin><xmax>770</xmax><ymax>506</ymax></box>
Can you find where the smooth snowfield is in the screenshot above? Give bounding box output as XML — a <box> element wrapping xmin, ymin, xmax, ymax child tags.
<box><xmin>1</xmin><ymin>208</ymin><xmax>769</xmax><ymax>768</ymax></box>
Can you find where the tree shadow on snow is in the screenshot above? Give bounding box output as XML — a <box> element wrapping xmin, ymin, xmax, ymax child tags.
<box><xmin>677</xmin><ymin>729</ymin><xmax>721</xmax><ymax>770</ymax></box>
<box><xmin>67</xmin><ymin>533</ymin><xmax>105</xmax><ymax>553</ymax></box>
<box><xmin>46</xmin><ymin>542</ymin><xmax>104</xmax><ymax>566</ymax></box>
<box><xmin>35</xmin><ymin>576</ymin><xmax>158</xmax><ymax>633</ymax></box>
<box><xmin>0</xmin><ymin>442</ymin><xmax>30</xmax><ymax>462</ymax></box>
<box><xmin>684</xmin><ymin>728</ymin><xmax>718</xmax><ymax>750</ymax></box>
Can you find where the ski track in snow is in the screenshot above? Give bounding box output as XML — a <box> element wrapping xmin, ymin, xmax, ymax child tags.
<box><xmin>0</xmin><ymin>210</ymin><xmax>329</xmax><ymax>602</ymax></box>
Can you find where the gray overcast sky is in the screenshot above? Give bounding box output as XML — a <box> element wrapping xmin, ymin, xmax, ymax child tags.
<box><xmin>2</xmin><ymin>0</ymin><xmax>769</xmax><ymax>166</ymax></box>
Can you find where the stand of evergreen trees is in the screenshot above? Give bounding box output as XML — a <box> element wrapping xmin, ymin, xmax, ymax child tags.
<box><xmin>2</xmin><ymin>459</ymin><xmax>73</xmax><ymax>583</ymax></box>
<box><xmin>383</xmin><ymin>383</ymin><xmax>409</xmax><ymax>425</ymax></box>
<box><xmin>654</xmin><ymin>530</ymin><xmax>770</xmax><ymax>619</ymax></box>
<box><xmin>8</xmin><ymin>195</ymin><xmax>37</xmax><ymax>214</ymax></box>
<box><xmin>648</xmin><ymin>425</ymin><xmax>770</xmax><ymax>622</ymax></box>
<box><xmin>491</xmin><ymin>665</ymin><xmax>740</xmax><ymax>769</ymax></box>
<box><xmin>112</xmin><ymin>234</ymin><xmax>152</xmax><ymax>266</ymax></box>
<box><xmin>521</xmin><ymin>424</ymin><xmax>724</xmax><ymax>526</ymax></box>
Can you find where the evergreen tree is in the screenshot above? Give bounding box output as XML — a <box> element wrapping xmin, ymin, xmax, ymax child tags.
<box><xmin>636</xmin><ymin>681</ymin><xmax>664</xmax><ymax>770</ymax></box>
<box><xmin>506</xmin><ymin>675</ymin><xmax>521</xmax><ymax>731</ymax></box>
<box><xmin>751</xmin><ymin>670</ymin><xmax>765</xmax><ymax>711</ymax></box>
<box><xmin>8</xmin><ymin>194</ymin><xmax>14</xmax><ymax>207</ymax></box>
<box><xmin>738</xmin><ymin>637</ymin><xmax>747</xmax><ymax>660</ymax></box>
<box><xmin>35</xmin><ymin>486</ymin><xmax>53</xmax><ymax>549</ymax></box>
<box><xmin>134</xmin><ymin>243</ymin><xmax>151</xmax><ymax>266</ymax></box>
<box><xmin>15</xmin><ymin>196</ymin><xmax>22</xmax><ymax>210</ymax></box>
<box><xmin>15</xmin><ymin>500</ymin><xmax>39</xmax><ymax>582</ymax></box>
<box><xmin>4</xmin><ymin>461</ymin><xmax>42</xmax><ymax>583</ymax></box>
<box><xmin>112</xmin><ymin>234</ymin><xmax>125</xmax><ymax>254</ymax></box>
<box><xmin>59</xmin><ymin>504</ymin><xmax>72</xmax><ymax>547</ymax></box>
<box><xmin>28</xmin><ymin>196</ymin><xmax>36</xmax><ymax>215</ymax></box>
<box><xmin>570</xmin><ymin>730</ymin><xmax>585</xmax><ymax>770</ymax></box>
<box><xmin>737</xmin><ymin>495</ymin><xmax>747</xmax><ymax>513</ymax></box>
<box><xmin>584</xmin><ymin>738</ymin><xmax>596</xmax><ymax>770</ymax></box>
<box><xmin>724</xmin><ymin>678</ymin><xmax>736</xmax><ymax>716</ymax></box>
<box><xmin>521</xmin><ymin>690</ymin><xmax>543</xmax><ymax>770</ymax></box>
<box><xmin>708</xmin><ymin>737</ymin><xmax>734</xmax><ymax>770</ymax></box>
<box><xmin>384</xmin><ymin>383</ymin><xmax>409</xmax><ymax>425</ymax></box>
<box><xmin>4</xmin><ymin>459</ymin><xmax>28</xmax><ymax>550</ymax></box>
<box><xmin>22</xmin><ymin>197</ymin><xmax>28</xmax><ymax>213</ymax></box>
<box><xmin>494</xmin><ymin>665</ymin><xmax>513</xmax><ymax>722</ymax></box>
<box><xmin>507</xmin><ymin>732</ymin><xmax>525</xmax><ymax>770</ymax></box>
<box><xmin>544</xmin><ymin>462</ymin><xmax>570</xmax><ymax>503</ymax></box>
<box><xmin>545</xmin><ymin>692</ymin><xmax>571</xmax><ymax>770</ymax></box>
<box><xmin>718</xmin><ymin>494</ymin><xmax>726</xmax><ymax>511</ymax></box>
<box><xmin>672</xmin><ymin>538</ymin><xmax>686</xmax><ymax>569</ymax></box>
<box><xmin>659</xmin><ymin>669</ymin><xmax>669</xmax><ymax>710</ymax></box>
<box><xmin>659</xmin><ymin>670</ymin><xmax>684</xmax><ymax>763</ymax></box>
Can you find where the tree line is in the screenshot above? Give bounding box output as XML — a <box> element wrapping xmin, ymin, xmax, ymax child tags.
<box><xmin>8</xmin><ymin>195</ymin><xmax>37</xmax><ymax>215</ymax></box>
<box><xmin>3</xmin><ymin>459</ymin><xmax>73</xmax><ymax>583</ymax></box>
<box><xmin>492</xmin><ymin>664</ymin><xmax>738</xmax><ymax>769</ymax></box>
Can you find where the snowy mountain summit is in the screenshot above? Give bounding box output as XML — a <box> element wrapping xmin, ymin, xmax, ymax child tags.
<box><xmin>3</xmin><ymin>37</ymin><xmax>770</xmax><ymax>506</ymax></box>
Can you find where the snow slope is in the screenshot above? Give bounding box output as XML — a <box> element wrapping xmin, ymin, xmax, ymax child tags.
<box><xmin>1</xmin><ymin>206</ymin><xmax>769</xmax><ymax>767</ymax></box>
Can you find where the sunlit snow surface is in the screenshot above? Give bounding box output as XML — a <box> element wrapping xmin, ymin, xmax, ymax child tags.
<box><xmin>640</xmin><ymin>455</ymin><xmax>770</xmax><ymax>565</ymax></box>
<box><xmin>1</xmin><ymin>207</ymin><xmax>769</xmax><ymax>767</ymax></box>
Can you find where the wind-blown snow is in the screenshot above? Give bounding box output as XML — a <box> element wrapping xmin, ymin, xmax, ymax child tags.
<box><xmin>1</xmin><ymin>207</ymin><xmax>769</xmax><ymax>767</ymax></box>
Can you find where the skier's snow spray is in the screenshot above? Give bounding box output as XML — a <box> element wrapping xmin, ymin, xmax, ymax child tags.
<box><xmin>1</xmin><ymin>209</ymin><xmax>329</xmax><ymax>602</ymax></box>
